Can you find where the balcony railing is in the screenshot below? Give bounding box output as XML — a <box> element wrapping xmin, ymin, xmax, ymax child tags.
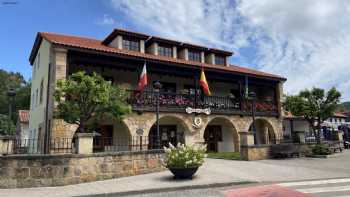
<box><xmin>127</xmin><ymin>90</ymin><xmax>278</xmax><ymax>115</ymax></box>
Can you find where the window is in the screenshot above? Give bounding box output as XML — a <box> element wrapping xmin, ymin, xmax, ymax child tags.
<box><xmin>35</xmin><ymin>88</ymin><xmax>38</xmax><ymax>107</ymax></box>
<box><xmin>215</xmin><ymin>55</ymin><xmax>226</xmax><ymax>65</ymax></box>
<box><xmin>122</xmin><ymin>38</ymin><xmax>140</xmax><ymax>51</ymax></box>
<box><xmin>39</xmin><ymin>79</ymin><xmax>44</xmax><ymax>104</ymax></box>
<box><xmin>158</xmin><ymin>45</ymin><xmax>172</xmax><ymax>57</ymax></box>
<box><xmin>158</xmin><ymin>82</ymin><xmax>176</xmax><ymax>93</ymax></box>
<box><xmin>188</xmin><ymin>50</ymin><xmax>201</xmax><ymax>62</ymax></box>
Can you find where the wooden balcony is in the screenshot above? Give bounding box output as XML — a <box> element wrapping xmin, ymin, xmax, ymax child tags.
<box><xmin>127</xmin><ymin>90</ymin><xmax>279</xmax><ymax>117</ymax></box>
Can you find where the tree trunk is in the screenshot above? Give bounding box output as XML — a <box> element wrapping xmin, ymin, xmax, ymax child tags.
<box><xmin>316</xmin><ymin>118</ymin><xmax>322</xmax><ymax>144</ymax></box>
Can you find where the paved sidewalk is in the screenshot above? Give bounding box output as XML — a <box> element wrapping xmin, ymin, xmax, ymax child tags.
<box><xmin>1</xmin><ymin>150</ymin><xmax>350</xmax><ymax>197</ymax></box>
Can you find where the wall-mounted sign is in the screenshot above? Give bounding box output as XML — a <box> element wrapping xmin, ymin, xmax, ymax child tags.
<box><xmin>186</xmin><ymin>107</ymin><xmax>211</xmax><ymax>115</ymax></box>
<box><xmin>136</xmin><ymin>128</ymin><xmax>144</xmax><ymax>136</ymax></box>
<box><xmin>192</xmin><ymin>116</ymin><xmax>203</xmax><ymax>129</ymax></box>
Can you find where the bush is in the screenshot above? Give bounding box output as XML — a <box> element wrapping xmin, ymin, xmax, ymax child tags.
<box><xmin>0</xmin><ymin>114</ymin><xmax>15</xmax><ymax>136</ymax></box>
<box><xmin>163</xmin><ymin>143</ymin><xmax>206</xmax><ymax>168</ymax></box>
<box><xmin>312</xmin><ymin>144</ymin><xmax>331</xmax><ymax>155</ymax></box>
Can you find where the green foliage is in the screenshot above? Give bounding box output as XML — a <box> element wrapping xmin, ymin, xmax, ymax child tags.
<box><xmin>54</xmin><ymin>71</ymin><xmax>131</xmax><ymax>133</ymax></box>
<box><xmin>206</xmin><ymin>152</ymin><xmax>241</xmax><ymax>160</ymax></box>
<box><xmin>163</xmin><ymin>143</ymin><xmax>207</xmax><ymax>168</ymax></box>
<box><xmin>0</xmin><ymin>69</ymin><xmax>30</xmax><ymax>122</ymax></box>
<box><xmin>0</xmin><ymin>114</ymin><xmax>16</xmax><ymax>136</ymax></box>
<box><xmin>312</xmin><ymin>144</ymin><xmax>331</xmax><ymax>155</ymax></box>
<box><xmin>284</xmin><ymin>87</ymin><xmax>341</xmax><ymax>143</ymax></box>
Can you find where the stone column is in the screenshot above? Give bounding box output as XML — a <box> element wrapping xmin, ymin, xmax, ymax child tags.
<box><xmin>116</xmin><ymin>35</ymin><xmax>123</xmax><ymax>49</ymax></box>
<box><xmin>200</xmin><ymin>51</ymin><xmax>205</xmax><ymax>63</ymax></box>
<box><xmin>75</xmin><ymin>133</ymin><xmax>94</xmax><ymax>154</ymax></box>
<box><xmin>336</xmin><ymin>130</ymin><xmax>344</xmax><ymax>142</ymax></box>
<box><xmin>295</xmin><ymin>131</ymin><xmax>306</xmax><ymax>143</ymax></box>
<box><xmin>172</xmin><ymin>46</ymin><xmax>177</xmax><ymax>59</ymax></box>
<box><xmin>0</xmin><ymin>136</ymin><xmax>15</xmax><ymax>155</ymax></box>
<box><xmin>140</xmin><ymin>40</ymin><xmax>145</xmax><ymax>53</ymax></box>
<box><xmin>239</xmin><ymin>131</ymin><xmax>255</xmax><ymax>146</ymax></box>
<box><xmin>264</xmin><ymin>127</ymin><xmax>269</xmax><ymax>144</ymax></box>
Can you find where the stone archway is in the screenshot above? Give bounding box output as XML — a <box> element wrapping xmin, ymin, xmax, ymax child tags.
<box><xmin>202</xmin><ymin>116</ymin><xmax>240</xmax><ymax>152</ymax></box>
<box><xmin>247</xmin><ymin>118</ymin><xmax>277</xmax><ymax>145</ymax></box>
<box><xmin>147</xmin><ymin>115</ymin><xmax>192</xmax><ymax>148</ymax></box>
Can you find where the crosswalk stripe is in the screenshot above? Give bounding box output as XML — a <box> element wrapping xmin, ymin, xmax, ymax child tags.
<box><xmin>296</xmin><ymin>185</ymin><xmax>350</xmax><ymax>194</ymax></box>
<box><xmin>278</xmin><ymin>178</ymin><xmax>350</xmax><ymax>187</ymax></box>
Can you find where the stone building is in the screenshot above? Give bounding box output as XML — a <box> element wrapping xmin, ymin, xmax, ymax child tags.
<box><xmin>28</xmin><ymin>29</ymin><xmax>286</xmax><ymax>157</ymax></box>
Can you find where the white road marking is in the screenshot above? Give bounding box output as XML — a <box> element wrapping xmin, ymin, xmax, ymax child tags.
<box><xmin>297</xmin><ymin>185</ymin><xmax>350</xmax><ymax>194</ymax></box>
<box><xmin>278</xmin><ymin>178</ymin><xmax>350</xmax><ymax>187</ymax></box>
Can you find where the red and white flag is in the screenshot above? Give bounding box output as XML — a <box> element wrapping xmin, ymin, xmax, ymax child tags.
<box><xmin>137</xmin><ymin>62</ymin><xmax>148</xmax><ymax>92</ymax></box>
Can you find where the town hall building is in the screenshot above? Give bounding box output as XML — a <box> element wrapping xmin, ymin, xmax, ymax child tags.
<box><xmin>28</xmin><ymin>28</ymin><xmax>286</xmax><ymax>158</ymax></box>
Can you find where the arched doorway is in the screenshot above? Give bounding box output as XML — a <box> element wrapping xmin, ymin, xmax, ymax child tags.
<box><xmin>148</xmin><ymin>116</ymin><xmax>188</xmax><ymax>149</ymax></box>
<box><xmin>248</xmin><ymin>119</ymin><xmax>276</xmax><ymax>145</ymax></box>
<box><xmin>203</xmin><ymin>117</ymin><xmax>239</xmax><ymax>152</ymax></box>
<box><xmin>93</xmin><ymin>120</ymin><xmax>132</xmax><ymax>152</ymax></box>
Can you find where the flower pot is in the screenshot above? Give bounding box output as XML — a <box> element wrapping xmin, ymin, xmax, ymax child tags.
<box><xmin>168</xmin><ymin>167</ymin><xmax>199</xmax><ymax>179</ymax></box>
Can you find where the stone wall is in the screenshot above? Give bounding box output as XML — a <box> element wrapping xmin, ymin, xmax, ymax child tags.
<box><xmin>0</xmin><ymin>150</ymin><xmax>164</xmax><ymax>188</ymax></box>
<box><xmin>240</xmin><ymin>145</ymin><xmax>272</xmax><ymax>161</ymax></box>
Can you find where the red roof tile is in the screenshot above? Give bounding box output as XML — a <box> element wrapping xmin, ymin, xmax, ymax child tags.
<box><xmin>31</xmin><ymin>32</ymin><xmax>286</xmax><ymax>81</ymax></box>
<box><xmin>18</xmin><ymin>110</ymin><xmax>29</xmax><ymax>123</ymax></box>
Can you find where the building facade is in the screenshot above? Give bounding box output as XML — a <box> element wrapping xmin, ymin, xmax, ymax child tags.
<box><xmin>28</xmin><ymin>29</ymin><xmax>286</xmax><ymax>154</ymax></box>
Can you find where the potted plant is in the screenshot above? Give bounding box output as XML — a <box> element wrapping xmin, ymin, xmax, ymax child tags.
<box><xmin>163</xmin><ymin>143</ymin><xmax>206</xmax><ymax>179</ymax></box>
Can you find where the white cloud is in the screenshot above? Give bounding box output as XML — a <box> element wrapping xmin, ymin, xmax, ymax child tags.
<box><xmin>110</xmin><ymin>0</ymin><xmax>350</xmax><ymax>100</ymax></box>
<box><xmin>96</xmin><ymin>14</ymin><xmax>116</xmax><ymax>26</ymax></box>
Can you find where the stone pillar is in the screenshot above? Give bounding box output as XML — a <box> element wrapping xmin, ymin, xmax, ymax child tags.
<box><xmin>172</xmin><ymin>46</ymin><xmax>177</xmax><ymax>58</ymax></box>
<box><xmin>295</xmin><ymin>131</ymin><xmax>306</xmax><ymax>143</ymax></box>
<box><xmin>140</xmin><ymin>40</ymin><xmax>145</xmax><ymax>53</ymax></box>
<box><xmin>0</xmin><ymin>136</ymin><xmax>15</xmax><ymax>155</ymax></box>
<box><xmin>336</xmin><ymin>130</ymin><xmax>344</xmax><ymax>142</ymax></box>
<box><xmin>75</xmin><ymin>133</ymin><xmax>94</xmax><ymax>154</ymax></box>
<box><xmin>239</xmin><ymin>132</ymin><xmax>255</xmax><ymax>146</ymax></box>
<box><xmin>264</xmin><ymin>127</ymin><xmax>269</xmax><ymax>144</ymax></box>
<box><xmin>276</xmin><ymin>82</ymin><xmax>284</xmax><ymax>118</ymax></box>
<box><xmin>225</xmin><ymin>56</ymin><xmax>230</xmax><ymax>67</ymax></box>
<box><xmin>178</xmin><ymin>48</ymin><xmax>188</xmax><ymax>60</ymax></box>
<box><xmin>205</xmin><ymin>53</ymin><xmax>215</xmax><ymax>64</ymax></box>
<box><xmin>116</xmin><ymin>35</ymin><xmax>123</xmax><ymax>49</ymax></box>
<box><xmin>200</xmin><ymin>51</ymin><xmax>205</xmax><ymax>63</ymax></box>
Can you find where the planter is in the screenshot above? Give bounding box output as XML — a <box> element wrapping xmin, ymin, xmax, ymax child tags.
<box><xmin>168</xmin><ymin>167</ymin><xmax>199</xmax><ymax>179</ymax></box>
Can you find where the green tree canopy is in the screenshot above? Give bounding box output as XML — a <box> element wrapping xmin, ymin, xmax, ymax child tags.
<box><xmin>284</xmin><ymin>87</ymin><xmax>341</xmax><ymax>143</ymax></box>
<box><xmin>0</xmin><ymin>69</ymin><xmax>31</xmax><ymax>123</ymax></box>
<box><xmin>0</xmin><ymin>114</ymin><xmax>16</xmax><ymax>136</ymax></box>
<box><xmin>54</xmin><ymin>71</ymin><xmax>131</xmax><ymax>133</ymax></box>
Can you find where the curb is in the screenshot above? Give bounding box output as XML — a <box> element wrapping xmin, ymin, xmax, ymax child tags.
<box><xmin>73</xmin><ymin>181</ymin><xmax>255</xmax><ymax>197</ymax></box>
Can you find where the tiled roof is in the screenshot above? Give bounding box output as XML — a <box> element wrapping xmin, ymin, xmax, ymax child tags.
<box><xmin>18</xmin><ymin>110</ymin><xmax>29</xmax><ymax>123</ymax></box>
<box><xmin>30</xmin><ymin>32</ymin><xmax>286</xmax><ymax>81</ymax></box>
<box><xmin>333</xmin><ymin>112</ymin><xmax>348</xmax><ymax>118</ymax></box>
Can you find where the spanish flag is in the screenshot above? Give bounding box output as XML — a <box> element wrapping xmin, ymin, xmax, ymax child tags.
<box><xmin>199</xmin><ymin>69</ymin><xmax>211</xmax><ymax>96</ymax></box>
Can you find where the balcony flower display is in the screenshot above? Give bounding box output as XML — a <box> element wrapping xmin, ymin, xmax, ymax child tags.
<box><xmin>163</xmin><ymin>143</ymin><xmax>206</xmax><ymax>179</ymax></box>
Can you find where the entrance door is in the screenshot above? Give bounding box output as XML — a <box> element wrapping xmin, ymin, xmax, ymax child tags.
<box><xmin>149</xmin><ymin>125</ymin><xmax>178</xmax><ymax>149</ymax></box>
<box><xmin>94</xmin><ymin>125</ymin><xmax>113</xmax><ymax>151</ymax></box>
<box><xmin>204</xmin><ymin>125</ymin><xmax>222</xmax><ymax>152</ymax></box>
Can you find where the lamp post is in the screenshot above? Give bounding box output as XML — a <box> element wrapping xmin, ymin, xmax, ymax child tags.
<box><xmin>153</xmin><ymin>81</ymin><xmax>162</xmax><ymax>149</ymax></box>
<box><xmin>7</xmin><ymin>88</ymin><xmax>16</xmax><ymax>121</ymax></box>
<box><xmin>248</xmin><ymin>91</ymin><xmax>257</xmax><ymax>145</ymax></box>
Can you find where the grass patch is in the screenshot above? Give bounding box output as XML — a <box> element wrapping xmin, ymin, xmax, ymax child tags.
<box><xmin>207</xmin><ymin>152</ymin><xmax>242</xmax><ymax>160</ymax></box>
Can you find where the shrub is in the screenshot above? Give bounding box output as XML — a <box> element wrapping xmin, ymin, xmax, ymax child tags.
<box><xmin>163</xmin><ymin>143</ymin><xmax>206</xmax><ymax>168</ymax></box>
<box><xmin>312</xmin><ymin>144</ymin><xmax>331</xmax><ymax>155</ymax></box>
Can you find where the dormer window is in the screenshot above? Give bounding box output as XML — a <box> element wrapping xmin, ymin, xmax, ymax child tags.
<box><xmin>122</xmin><ymin>38</ymin><xmax>140</xmax><ymax>51</ymax></box>
<box><xmin>215</xmin><ymin>55</ymin><xmax>225</xmax><ymax>65</ymax></box>
<box><xmin>158</xmin><ymin>45</ymin><xmax>172</xmax><ymax>57</ymax></box>
<box><xmin>188</xmin><ymin>50</ymin><xmax>201</xmax><ymax>62</ymax></box>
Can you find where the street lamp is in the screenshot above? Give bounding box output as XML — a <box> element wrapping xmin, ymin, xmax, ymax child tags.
<box><xmin>153</xmin><ymin>81</ymin><xmax>162</xmax><ymax>149</ymax></box>
<box><xmin>7</xmin><ymin>88</ymin><xmax>16</xmax><ymax>121</ymax></box>
<box><xmin>248</xmin><ymin>91</ymin><xmax>257</xmax><ymax>145</ymax></box>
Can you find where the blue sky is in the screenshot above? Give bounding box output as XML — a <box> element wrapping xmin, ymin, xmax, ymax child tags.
<box><xmin>1</xmin><ymin>0</ymin><xmax>350</xmax><ymax>100</ymax></box>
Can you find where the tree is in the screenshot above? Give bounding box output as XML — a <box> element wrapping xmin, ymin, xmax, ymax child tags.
<box><xmin>0</xmin><ymin>114</ymin><xmax>16</xmax><ymax>136</ymax></box>
<box><xmin>54</xmin><ymin>71</ymin><xmax>131</xmax><ymax>133</ymax></box>
<box><xmin>0</xmin><ymin>69</ymin><xmax>31</xmax><ymax>122</ymax></box>
<box><xmin>284</xmin><ymin>87</ymin><xmax>341</xmax><ymax>144</ymax></box>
